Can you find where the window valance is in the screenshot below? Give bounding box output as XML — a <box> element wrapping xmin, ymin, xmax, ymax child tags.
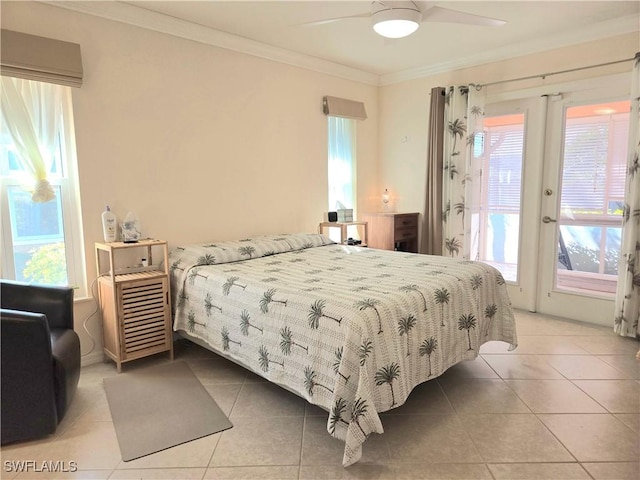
<box><xmin>323</xmin><ymin>96</ymin><xmax>367</xmax><ymax>120</ymax></box>
<box><xmin>1</xmin><ymin>30</ymin><xmax>83</xmax><ymax>88</ymax></box>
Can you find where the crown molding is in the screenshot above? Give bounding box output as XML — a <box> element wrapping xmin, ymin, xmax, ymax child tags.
<box><xmin>379</xmin><ymin>14</ymin><xmax>640</xmax><ymax>86</ymax></box>
<box><xmin>40</xmin><ymin>1</ymin><xmax>380</xmax><ymax>86</ymax></box>
<box><xmin>41</xmin><ymin>2</ymin><xmax>638</xmax><ymax>88</ymax></box>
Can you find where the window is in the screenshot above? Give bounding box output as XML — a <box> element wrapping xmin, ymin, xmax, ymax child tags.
<box><xmin>327</xmin><ymin>116</ymin><xmax>356</xmax><ymax>243</ymax></box>
<box><xmin>1</xmin><ymin>77</ymin><xmax>86</xmax><ymax>295</ymax></box>
<box><xmin>556</xmin><ymin>100</ymin><xmax>629</xmax><ymax>293</ymax></box>
<box><xmin>478</xmin><ymin>114</ymin><xmax>525</xmax><ymax>282</ymax></box>
<box><xmin>328</xmin><ymin>116</ymin><xmax>356</xmax><ymax>211</ymax></box>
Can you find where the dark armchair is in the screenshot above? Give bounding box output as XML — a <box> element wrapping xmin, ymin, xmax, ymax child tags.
<box><xmin>1</xmin><ymin>280</ymin><xmax>81</xmax><ymax>444</ymax></box>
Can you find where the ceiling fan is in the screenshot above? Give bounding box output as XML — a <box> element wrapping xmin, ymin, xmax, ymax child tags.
<box><xmin>303</xmin><ymin>1</ymin><xmax>506</xmax><ymax>39</ymax></box>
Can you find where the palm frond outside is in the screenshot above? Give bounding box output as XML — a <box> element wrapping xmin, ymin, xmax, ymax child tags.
<box><xmin>457</xmin><ymin>313</ymin><xmax>477</xmax><ymax>350</ymax></box>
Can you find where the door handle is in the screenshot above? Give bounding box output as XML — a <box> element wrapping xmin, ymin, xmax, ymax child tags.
<box><xmin>542</xmin><ymin>216</ymin><xmax>557</xmax><ymax>223</ymax></box>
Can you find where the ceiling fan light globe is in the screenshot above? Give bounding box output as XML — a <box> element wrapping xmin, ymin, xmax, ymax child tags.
<box><xmin>372</xmin><ymin>7</ymin><xmax>421</xmax><ymax>38</ymax></box>
<box><xmin>373</xmin><ymin>19</ymin><xmax>419</xmax><ymax>38</ymax></box>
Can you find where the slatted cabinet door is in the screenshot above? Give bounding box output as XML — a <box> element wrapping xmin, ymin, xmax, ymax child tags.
<box><xmin>118</xmin><ymin>274</ymin><xmax>171</xmax><ymax>360</ymax></box>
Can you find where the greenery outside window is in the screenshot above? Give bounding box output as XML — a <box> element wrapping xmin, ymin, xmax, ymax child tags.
<box><xmin>0</xmin><ymin>76</ymin><xmax>86</xmax><ymax>295</ymax></box>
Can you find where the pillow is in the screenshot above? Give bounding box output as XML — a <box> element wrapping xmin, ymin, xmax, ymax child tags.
<box><xmin>168</xmin><ymin>233</ymin><xmax>334</xmax><ymax>270</ymax></box>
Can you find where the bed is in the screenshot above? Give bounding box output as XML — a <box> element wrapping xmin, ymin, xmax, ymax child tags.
<box><xmin>168</xmin><ymin>233</ymin><xmax>517</xmax><ymax>466</ymax></box>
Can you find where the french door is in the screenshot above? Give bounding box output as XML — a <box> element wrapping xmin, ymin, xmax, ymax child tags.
<box><xmin>480</xmin><ymin>75</ymin><xmax>631</xmax><ymax>326</ymax></box>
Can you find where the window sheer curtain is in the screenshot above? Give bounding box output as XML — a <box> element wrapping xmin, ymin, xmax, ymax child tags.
<box><xmin>0</xmin><ymin>76</ymin><xmax>64</xmax><ymax>202</ymax></box>
<box><xmin>442</xmin><ymin>85</ymin><xmax>486</xmax><ymax>259</ymax></box>
<box><xmin>614</xmin><ymin>53</ymin><xmax>640</xmax><ymax>339</ymax></box>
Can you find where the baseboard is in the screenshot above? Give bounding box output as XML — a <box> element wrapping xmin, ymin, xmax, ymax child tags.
<box><xmin>81</xmin><ymin>350</ymin><xmax>105</xmax><ymax>367</ymax></box>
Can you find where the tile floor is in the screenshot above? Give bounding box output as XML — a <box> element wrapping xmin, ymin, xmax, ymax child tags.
<box><xmin>2</xmin><ymin>310</ymin><xmax>639</xmax><ymax>480</ymax></box>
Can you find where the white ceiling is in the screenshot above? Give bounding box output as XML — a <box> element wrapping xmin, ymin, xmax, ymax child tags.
<box><xmin>51</xmin><ymin>1</ymin><xmax>640</xmax><ymax>85</ymax></box>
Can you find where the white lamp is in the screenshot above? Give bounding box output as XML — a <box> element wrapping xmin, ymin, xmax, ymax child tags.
<box><xmin>382</xmin><ymin>188</ymin><xmax>391</xmax><ymax>211</ymax></box>
<box><xmin>372</xmin><ymin>5</ymin><xmax>421</xmax><ymax>39</ymax></box>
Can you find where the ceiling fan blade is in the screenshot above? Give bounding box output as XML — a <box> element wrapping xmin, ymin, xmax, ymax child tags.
<box><xmin>299</xmin><ymin>12</ymin><xmax>369</xmax><ymax>27</ymax></box>
<box><xmin>422</xmin><ymin>6</ymin><xmax>506</xmax><ymax>27</ymax></box>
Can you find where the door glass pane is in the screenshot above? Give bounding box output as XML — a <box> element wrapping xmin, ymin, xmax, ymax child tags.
<box><xmin>556</xmin><ymin>101</ymin><xmax>628</xmax><ymax>295</ymax></box>
<box><xmin>7</xmin><ymin>186</ymin><xmax>68</xmax><ymax>285</ymax></box>
<box><xmin>479</xmin><ymin>113</ymin><xmax>525</xmax><ymax>282</ymax></box>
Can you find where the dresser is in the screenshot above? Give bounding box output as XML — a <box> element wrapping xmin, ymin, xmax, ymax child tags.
<box><xmin>360</xmin><ymin>212</ymin><xmax>419</xmax><ymax>252</ymax></box>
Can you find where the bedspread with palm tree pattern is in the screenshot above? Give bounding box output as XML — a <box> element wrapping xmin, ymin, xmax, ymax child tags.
<box><xmin>168</xmin><ymin>233</ymin><xmax>517</xmax><ymax>466</ymax></box>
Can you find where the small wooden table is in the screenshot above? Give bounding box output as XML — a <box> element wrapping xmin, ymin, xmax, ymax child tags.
<box><xmin>318</xmin><ymin>221</ymin><xmax>368</xmax><ymax>246</ymax></box>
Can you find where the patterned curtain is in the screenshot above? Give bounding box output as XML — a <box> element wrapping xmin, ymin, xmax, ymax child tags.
<box><xmin>442</xmin><ymin>85</ymin><xmax>485</xmax><ymax>259</ymax></box>
<box><xmin>614</xmin><ymin>53</ymin><xmax>640</xmax><ymax>339</ymax></box>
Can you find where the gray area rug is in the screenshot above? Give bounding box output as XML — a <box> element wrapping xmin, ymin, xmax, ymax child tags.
<box><xmin>104</xmin><ymin>360</ymin><xmax>232</xmax><ymax>461</ymax></box>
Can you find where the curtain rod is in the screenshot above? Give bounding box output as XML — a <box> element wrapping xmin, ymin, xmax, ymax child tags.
<box><xmin>474</xmin><ymin>52</ymin><xmax>639</xmax><ymax>90</ymax></box>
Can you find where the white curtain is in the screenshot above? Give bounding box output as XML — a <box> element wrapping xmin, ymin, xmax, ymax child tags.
<box><xmin>614</xmin><ymin>53</ymin><xmax>640</xmax><ymax>339</ymax></box>
<box><xmin>442</xmin><ymin>85</ymin><xmax>485</xmax><ymax>259</ymax></box>
<box><xmin>0</xmin><ymin>76</ymin><xmax>65</xmax><ymax>202</ymax></box>
<box><xmin>328</xmin><ymin>116</ymin><xmax>355</xmax><ymax>210</ymax></box>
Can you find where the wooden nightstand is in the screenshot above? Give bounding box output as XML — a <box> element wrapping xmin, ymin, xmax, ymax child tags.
<box><xmin>95</xmin><ymin>239</ymin><xmax>174</xmax><ymax>372</ymax></box>
<box><xmin>360</xmin><ymin>212</ymin><xmax>419</xmax><ymax>252</ymax></box>
<box><xmin>318</xmin><ymin>221</ymin><xmax>368</xmax><ymax>246</ymax></box>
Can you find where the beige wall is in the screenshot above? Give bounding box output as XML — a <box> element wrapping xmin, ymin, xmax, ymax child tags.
<box><xmin>2</xmin><ymin>2</ymin><xmax>379</xmax><ymax>363</ymax></box>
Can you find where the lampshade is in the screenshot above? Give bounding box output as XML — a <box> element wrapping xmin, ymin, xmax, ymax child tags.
<box><xmin>372</xmin><ymin>7</ymin><xmax>421</xmax><ymax>39</ymax></box>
